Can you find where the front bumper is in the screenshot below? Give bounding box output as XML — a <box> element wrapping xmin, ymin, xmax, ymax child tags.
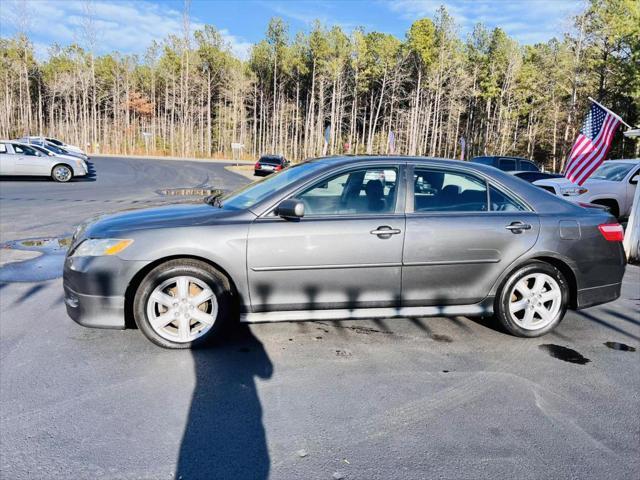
<box><xmin>63</xmin><ymin>255</ymin><xmax>149</xmax><ymax>329</ymax></box>
<box><xmin>72</xmin><ymin>163</ymin><xmax>88</xmax><ymax>176</ymax></box>
<box><xmin>64</xmin><ymin>285</ymin><xmax>125</xmax><ymax>328</ymax></box>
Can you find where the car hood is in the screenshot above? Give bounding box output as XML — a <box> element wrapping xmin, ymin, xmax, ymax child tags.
<box><xmin>75</xmin><ymin>203</ymin><xmax>252</xmax><ymax>240</ymax></box>
<box><xmin>55</xmin><ymin>154</ymin><xmax>82</xmax><ymax>163</ymax></box>
<box><xmin>533</xmin><ymin>177</ymin><xmax>615</xmax><ymax>188</ymax></box>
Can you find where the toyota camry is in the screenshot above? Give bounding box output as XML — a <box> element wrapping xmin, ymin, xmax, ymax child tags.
<box><xmin>63</xmin><ymin>156</ymin><xmax>626</xmax><ymax>348</ymax></box>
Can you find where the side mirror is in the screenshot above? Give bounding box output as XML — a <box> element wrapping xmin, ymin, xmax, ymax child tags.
<box><xmin>631</xmin><ymin>174</ymin><xmax>639</xmax><ymax>185</ymax></box>
<box><xmin>277</xmin><ymin>198</ymin><xmax>304</xmax><ymax>220</ymax></box>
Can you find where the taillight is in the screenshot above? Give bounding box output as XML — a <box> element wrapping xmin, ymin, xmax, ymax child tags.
<box><xmin>275</xmin><ymin>165</ymin><xmax>282</xmax><ymax>171</ymax></box>
<box><xmin>598</xmin><ymin>223</ymin><xmax>624</xmax><ymax>242</ymax></box>
<box><xmin>255</xmin><ymin>162</ymin><xmax>261</xmax><ymax>169</ymax></box>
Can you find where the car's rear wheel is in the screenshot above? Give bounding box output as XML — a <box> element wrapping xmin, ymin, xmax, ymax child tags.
<box><xmin>495</xmin><ymin>262</ymin><xmax>568</xmax><ymax>337</ymax></box>
<box><xmin>51</xmin><ymin>164</ymin><xmax>73</xmax><ymax>182</ymax></box>
<box><xmin>133</xmin><ymin>259</ymin><xmax>233</xmax><ymax>348</ymax></box>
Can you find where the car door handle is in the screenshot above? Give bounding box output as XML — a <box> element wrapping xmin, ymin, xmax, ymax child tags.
<box><xmin>370</xmin><ymin>226</ymin><xmax>402</xmax><ymax>237</ymax></box>
<box><xmin>505</xmin><ymin>222</ymin><xmax>532</xmax><ymax>233</ymax></box>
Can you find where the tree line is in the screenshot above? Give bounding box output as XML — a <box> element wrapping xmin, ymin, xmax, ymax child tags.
<box><xmin>1</xmin><ymin>0</ymin><xmax>638</xmax><ymax>170</ymax></box>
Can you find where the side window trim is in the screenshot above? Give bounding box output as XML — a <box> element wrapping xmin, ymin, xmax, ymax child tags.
<box><xmin>407</xmin><ymin>163</ymin><xmax>533</xmax><ymax>214</ymax></box>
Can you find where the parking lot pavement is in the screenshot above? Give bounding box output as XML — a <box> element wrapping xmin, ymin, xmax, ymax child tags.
<box><xmin>1</xmin><ymin>157</ymin><xmax>639</xmax><ymax>479</ymax></box>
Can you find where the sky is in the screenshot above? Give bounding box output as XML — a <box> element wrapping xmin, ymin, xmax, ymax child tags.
<box><xmin>0</xmin><ymin>0</ymin><xmax>585</xmax><ymax>60</ymax></box>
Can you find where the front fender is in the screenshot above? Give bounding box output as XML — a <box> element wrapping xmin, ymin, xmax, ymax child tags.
<box><xmin>119</xmin><ymin>224</ymin><xmax>251</xmax><ymax>311</ymax></box>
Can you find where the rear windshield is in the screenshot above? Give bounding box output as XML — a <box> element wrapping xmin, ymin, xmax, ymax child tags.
<box><xmin>259</xmin><ymin>156</ymin><xmax>283</xmax><ymax>165</ymax></box>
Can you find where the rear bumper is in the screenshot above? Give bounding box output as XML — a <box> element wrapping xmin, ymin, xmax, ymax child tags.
<box><xmin>254</xmin><ymin>168</ymin><xmax>276</xmax><ymax>175</ymax></box>
<box><xmin>576</xmin><ymin>282</ymin><xmax>622</xmax><ymax>309</ymax></box>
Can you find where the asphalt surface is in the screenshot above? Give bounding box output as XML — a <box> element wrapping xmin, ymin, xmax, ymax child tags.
<box><xmin>1</xmin><ymin>156</ymin><xmax>639</xmax><ymax>480</ymax></box>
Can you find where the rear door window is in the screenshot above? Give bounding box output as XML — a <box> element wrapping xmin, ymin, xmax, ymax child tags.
<box><xmin>499</xmin><ymin>158</ymin><xmax>517</xmax><ymax>171</ymax></box>
<box><xmin>413</xmin><ymin>168</ymin><xmax>488</xmax><ymax>212</ymax></box>
<box><xmin>0</xmin><ymin>143</ymin><xmax>7</xmax><ymax>154</ymax></box>
<box><xmin>489</xmin><ymin>185</ymin><xmax>527</xmax><ymax>211</ymax></box>
<box><xmin>519</xmin><ymin>161</ymin><xmax>538</xmax><ymax>172</ymax></box>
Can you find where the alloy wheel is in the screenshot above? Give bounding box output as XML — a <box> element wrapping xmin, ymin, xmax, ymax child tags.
<box><xmin>53</xmin><ymin>165</ymin><xmax>72</xmax><ymax>182</ymax></box>
<box><xmin>146</xmin><ymin>275</ymin><xmax>218</xmax><ymax>343</ymax></box>
<box><xmin>508</xmin><ymin>273</ymin><xmax>562</xmax><ymax>330</ymax></box>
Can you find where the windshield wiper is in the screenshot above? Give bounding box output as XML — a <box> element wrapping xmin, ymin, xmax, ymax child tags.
<box><xmin>204</xmin><ymin>192</ymin><xmax>224</xmax><ymax>208</ymax></box>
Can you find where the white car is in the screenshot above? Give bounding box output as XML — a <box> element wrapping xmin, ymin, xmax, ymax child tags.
<box><xmin>0</xmin><ymin>140</ymin><xmax>88</xmax><ymax>182</ymax></box>
<box><xmin>18</xmin><ymin>136</ymin><xmax>87</xmax><ymax>157</ymax></box>
<box><xmin>534</xmin><ymin>159</ymin><xmax>640</xmax><ymax>218</ymax></box>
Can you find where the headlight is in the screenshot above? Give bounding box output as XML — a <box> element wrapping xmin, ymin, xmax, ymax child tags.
<box><xmin>72</xmin><ymin>238</ymin><xmax>133</xmax><ymax>257</ymax></box>
<box><xmin>561</xmin><ymin>186</ymin><xmax>588</xmax><ymax>196</ymax></box>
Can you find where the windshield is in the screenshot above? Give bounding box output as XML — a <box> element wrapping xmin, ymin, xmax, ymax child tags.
<box><xmin>45</xmin><ymin>143</ymin><xmax>66</xmax><ymax>155</ymax></box>
<box><xmin>591</xmin><ymin>162</ymin><xmax>635</xmax><ymax>181</ymax></box>
<box><xmin>46</xmin><ymin>137</ymin><xmax>64</xmax><ymax>146</ymax></box>
<box><xmin>30</xmin><ymin>145</ymin><xmax>52</xmax><ymax>156</ymax></box>
<box><xmin>221</xmin><ymin>162</ymin><xmax>324</xmax><ymax>210</ymax></box>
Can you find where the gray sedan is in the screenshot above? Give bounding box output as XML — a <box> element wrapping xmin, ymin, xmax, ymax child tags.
<box><xmin>63</xmin><ymin>156</ymin><xmax>626</xmax><ymax>348</ymax></box>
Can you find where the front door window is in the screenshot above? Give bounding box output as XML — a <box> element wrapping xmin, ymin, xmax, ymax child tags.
<box><xmin>297</xmin><ymin>167</ymin><xmax>398</xmax><ymax>216</ymax></box>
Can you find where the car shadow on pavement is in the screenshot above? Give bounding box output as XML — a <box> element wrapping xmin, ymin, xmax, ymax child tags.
<box><xmin>176</xmin><ymin>324</ymin><xmax>273</xmax><ymax>480</ymax></box>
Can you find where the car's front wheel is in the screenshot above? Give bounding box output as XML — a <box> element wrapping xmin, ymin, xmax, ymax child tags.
<box><xmin>133</xmin><ymin>259</ymin><xmax>234</xmax><ymax>348</ymax></box>
<box><xmin>51</xmin><ymin>164</ymin><xmax>73</xmax><ymax>182</ymax></box>
<box><xmin>495</xmin><ymin>261</ymin><xmax>568</xmax><ymax>337</ymax></box>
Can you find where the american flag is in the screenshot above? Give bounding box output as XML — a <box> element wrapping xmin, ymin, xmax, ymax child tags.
<box><xmin>564</xmin><ymin>103</ymin><xmax>621</xmax><ymax>185</ymax></box>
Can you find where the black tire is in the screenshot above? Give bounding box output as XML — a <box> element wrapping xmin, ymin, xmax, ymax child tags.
<box><xmin>51</xmin><ymin>164</ymin><xmax>73</xmax><ymax>182</ymax></box>
<box><xmin>133</xmin><ymin>259</ymin><xmax>235</xmax><ymax>349</ymax></box>
<box><xmin>494</xmin><ymin>261</ymin><xmax>568</xmax><ymax>337</ymax></box>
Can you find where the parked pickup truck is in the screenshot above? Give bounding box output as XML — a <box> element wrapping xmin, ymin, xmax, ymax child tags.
<box><xmin>534</xmin><ymin>159</ymin><xmax>639</xmax><ymax>219</ymax></box>
<box><xmin>471</xmin><ymin>156</ymin><xmax>540</xmax><ymax>173</ymax></box>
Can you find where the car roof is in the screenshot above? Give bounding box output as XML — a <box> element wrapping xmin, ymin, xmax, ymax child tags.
<box><xmin>471</xmin><ymin>155</ymin><xmax>529</xmax><ymax>160</ymax></box>
<box><xmin>306</xmin><ymin>155</ymin><xmax>517</xmax><ymax>170</ymax></box>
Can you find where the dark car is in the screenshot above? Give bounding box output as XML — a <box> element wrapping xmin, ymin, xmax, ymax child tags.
<box><xmin>64</xmin><ymin>156</ymin><xmax>626</xmax><ymax>349</ymax></box>
<box><xmin>254</xmin><ymin>155</ymin><xmax>289</xmax><ymax>176</ymax></box>
<box><xmin>471</xmin><ymin>156</ymin><xmax>539</xmax><ymax>173</ymax></box>
<box><xmin>514</xmin><ymin>171</ymin><xmax>563</xmax><ymax>183</ymax></box>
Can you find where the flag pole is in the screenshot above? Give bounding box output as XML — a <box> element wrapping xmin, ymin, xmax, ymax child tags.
<box><xmin>588</xmin><ymin>97</ymin><xmax>633</xmax><ymax>129</ymax></box>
